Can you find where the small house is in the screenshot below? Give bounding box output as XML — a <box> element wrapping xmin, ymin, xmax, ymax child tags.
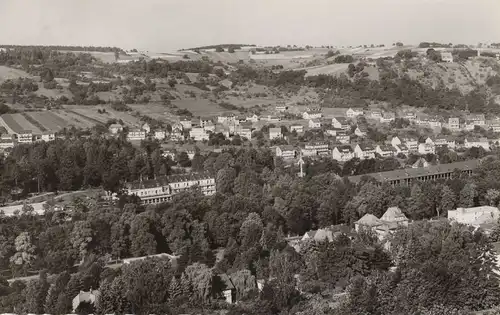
<box><xmin>290</xmin><ymin>125</ymin><xmax>304</xmax><ymax>133</ymax></box>
<box><xmin>276</xmin><ymin>145</ymin><xmax>296</xmax><ymax>160</ymax></box>
<box><xmin>332</xmin><ymin>145</ymin><xmax>354</xmax><ymax>161</ymax></box>
<box><xmin>346</xmin><ymin>108</ymin><xmax>364</xmax><ymax>118</ymax></box>
<box><xmin>269</xmin><ymin>128</ymin><xmax>282</xmax><ymax>140</ymax></box>
<box><xmin>354</xmin><ymin>143</ymin><xmax>375</xmax><ymax>159</ymax></box>
<box><xmin>376</xmin><ymin>145</ymin><xmax>396</xmax><ymax>157</ymax></box>
<box><xmin>331</xmin><ymin>117</ymin><xmax>350</xmax><ymax>130</ymax></box>
<box><xmin>308</xmin><ymin>119</ymin><xmax>321</xmax><ymax>129</ymax></box>
<box><xmin>141</xmin><ymin>122</ymin><xmax>151</xmax><ymax>133</ymax></box>
<box><xmin>109</xmin><ymin>123</ymin><xmax>124</xmax><ymax>134</ymax></box>
<box><xmin>354</xmin><ymin>125</ymin><xmax>368</xmax><ymax>137</ymax></box>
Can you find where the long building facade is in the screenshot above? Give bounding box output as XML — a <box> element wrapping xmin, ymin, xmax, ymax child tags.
<box><xmin>348</xmin><ymin>159</ymin><xmax>480</xmax><ymax>186</ymax></box>
<box><xmin>126</xmin><ymin>172</ymin><xmax>216</xmax><ymax>205</ymax></box>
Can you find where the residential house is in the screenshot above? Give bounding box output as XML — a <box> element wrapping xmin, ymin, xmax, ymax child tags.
<box><xmin>354</xmin><ymin>143</ymin><xmax>376</xmax><ymax>159</ymax></box>
<box><xmin>302</xmin><ymin>111</ymin><xmax>322</xmax><ymax>120</ymax></box>
<box><xmin>376</xmin><ymin>145</ymin><xmax>396</xmax><ymax>157</ymax></box>
<box><xmin>203</xmin><ymin>122</ymin><xmax>216</xmax><ymax>133</ymax></box>
<box><xmin>325</xmin><ymin>129</ymin><xmax>337</xmax><ymax>137</ymax></box>
<box><xmin>263</xmin><ymin>115</ymin><xmax>281</xmax><ymax>122</ymax></box>
<box><xmin>403</xmin><ymin>111</ymin><xmax>417</xmax><ymax>121</ymax></box>
<box><xmin>370</xmin><ymin>111</ymin><xmax>382</xmax><ymax>119</ymax></box>
<box><xmin>336</xmin><ymin>132</ymin><xmax>350</xmax><ymax>144</ymax></box>
<box><xmin>141</xmin><ymin>123</ymin><xmax>151</xmax><ymax>133</ymax></box>
<box><xmin>464</xmin><ymin>137</ymin><xmax>490</xmax><ymax>150</ymax></box>
<box><xmin>308</xmin><ymin>119</ymin><xmax>321</xmax><ymax>129</ymax></box>
<box><xmin>162</xmin><ymin>149</ymin><xmax>176</xmax><ymax>160</ymax></box>
<box><xmin>412</xmin><ymin>157</ymin><xmax>430</xmax><ymax>168</ymax></box>
<box><xmin>180</xmin><ymin>117</ymin><xmax>193</xmax><ymax>130</ymax></box>
<box><xmin>217</xmin><ymin>113</ymin><xmax>236</xmax><ymax>125</ymax></box>
<box><xmin>380</xmin><ymin>112</ymin><xmax>396</xmax><ymax>123</ymax></box>
<box><xmin>154</xmin><ymin>130</ymin><xmax>166</xmax><ymax>140</ymax></box>
<box><xmin>488</xmin><ymin>120</ymin><xmax>500</xmax><ymax>133</ymax></box>
<box><xmin>306</xmin><ymin>142</ymin><xmax>330</xmax><ymax>156</ymax></box>
<box><xmin>332</xmin><ymin>145</ymin><xmax>354</xmax><ymax>161</ymax></box>
<box><xmin>434</xmin><ymin>137</ymin><xmax>456</xmax><ymax>150</ymax></box>
<box><xmin>41</xmin><ymin>132</ymin><xmax>56</xmax><ymax>142</ymax></box>
<box><xmin>215</xmin><ymin>125</ymin><xmax>230</xmax><ymax>138</ymax></box>
<box><xmin>17</xmin><ymin>130</ymin><xmax>33</xmax><ymax>144</ymax></box>
<box><xmin>393</xmin><ymin>143</ymin><xmax>409</xmax><ymax>156</ymax></box>
<box><xmin>425</xmin><ymin>137</ymin><xmax>435</xmax><ymax>146</ymax></box>
<box><xmin>331</xmin><ymin>117</ymin><xmax>350</xmax><ymax>130</ymax></box>
<box><xmin>246</xmin><ymin>114</ymin><xmax>260</xmax><ymax>123</ymax></box>
<box><xmin>189</xmin><ymin>127</ymin><xmax>209</xmax><ymax>141</ymax></box>
<box><xmin>418</xmin><ymin>143</ymin><xmax>436</xmax><ymax>155</ymax></box>
<box><xmin>354</xmin><ymin>125</ymin><xmax>368</xmax><ymax>137</ymax></box>
<box><xmin>275</xmin><ymin>104</ymin><xmax>288</xmax><ymax>112</ymax></box>
<box><xmin>237</xmin><ymin>115</ymin><xmax>247</xmax><ymax>125</ymax></box>
<box><xmin>73</xmin><ymin>290</ymin><xmax>99</xmax><ymax>313</ymax></box>
<box><xmin>127</xmin><ymin>129</ymin><xmax>146</xmax><ymax>141</ymax></box>
<box><xmin>355</xmin><ymin>207</ymin><xmax>409</xmax><ymax>240</ymax></box>
<box><xmin>392</xmin><ymin>137</ymin><xmax>418</xmax><ymax>152</ymax></box>
<box><xmin>448</xmin><ymin>206</ymin><xmax>500</xmax><ymax>227</ymax></box>
<box><xmin>441</xmin><ymin>52</ymin><xmax>453</xmax><ymax>63</ymax></box>
<box><xmin>426</xmin><ymin>117</ymin><xmax>442</xmax><ymax>128</ymax></box>
<box><xmin>391</xmin><ymin>136</ymin><xmax>403</xmax><ymax>147</ymax></box>
<box><xmin>290</xmin><ymin>125</ymin><xmax>304</xmax><ymax>133</ymax></box>
<box><xmin>466</xmin><ymin>114</ymin><xmax>486</xmax><ymax>127</ymax></box>
<box><xmin>448</xmin><ymin>118</ymin><xmax>460</xmax><ymax>131</ymax></box>
<box><xmin>108</xmin><ymin>123</ymin><xmax>123</xmax><ymax>134</ymax></box>
<box><xmin>276</xmin><ymin>145</ymin><xmax>296</xmax><ymax>160</ymax></box>
<box><xmin>200</xmin><ymin>117</ymin><xmax>214</xmax><ymax>127</ymax></box>
<box><xmin>346</xmin><ymin>108</ymin><xmax>364</xmax><ymax>118</ymax></box>
<box><xmin>0</xmin><ymin>134</ymin><xmax>14</xmax><ymax>149</ymax></box>
<box><xmin>235</xmin><ymin>125</ymin><xmax>252</xmax><ymax>139</ymax></box>
<box><xmin>269</xmin><ymin>128</ymin><xmax>282</xmax><ymax>140</ymax></box>
<box><xmin>170</xmin><ymin>127</ymin><xmax>184</xmax><ymax>141</ymax></box>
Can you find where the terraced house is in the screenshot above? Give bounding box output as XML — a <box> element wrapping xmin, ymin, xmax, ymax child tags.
<box><xmin>126</xmin><ymin>172</ymin><xmax>216</xmax><ymax>205</ymax></box>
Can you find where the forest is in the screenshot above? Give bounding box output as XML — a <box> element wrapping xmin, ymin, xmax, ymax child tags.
<box><xmin>2</xmin><ymin>144</ymin><xmax>500</xmax><ymax>313</ymax></box>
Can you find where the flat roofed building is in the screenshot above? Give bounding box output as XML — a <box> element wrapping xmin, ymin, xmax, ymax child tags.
<box><xmin>348</xmin><ymin>159</ymin><xmax>480</xmax><ymax>186</ymax></box>
<box><xmin>126</xmin><ymin>172</ymin><xmax>216</xmax><ymax>205</ymax></box>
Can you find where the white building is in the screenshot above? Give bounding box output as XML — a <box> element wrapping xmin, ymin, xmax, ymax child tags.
<box><xmin>217</xmin><ymin>113</ymin><xmax>236</xmax><ymax>125</ymax></box>
<box><xmin>41</xmin><ymin>132</ymin><xmax>56</xmax><ymax>142</ymax></box>
<box><xmin>247</xmin><ymin>114</ymin><xmax>260</xmax><ymax>123</ymax></box>
<box><xmin>302</xmin><ymin>111</ymin><xmax>322</xmax><ymax>120</ymax></box>
<box><xmin>290</xmin><ymin>125</ymin><xmax>304</xmax><ymax>133</ymax></box>
<box><xmin>448</xmin><ymin>206</ymin><xmax>500</xmax><ymax>226</ymax></box>
<box><xmin>336</xmin><ymin>133</ymin><xmax>350</xmax><ymax>144</ymax></box>
<box><xmin>332</xmin><ymin>145</ymin><xmax>354</xmax><ymax>161</ymax></box>
<box><xmin>376</xmin><ymin>145</ymin><xmax>396</xmax><ymax>157</ymax></box>
<box><xmin>17</xmin><ymin>130</ymin><xmax>33</xmax><ymax>144</ymax></box>
<box><xmin>418</xmin><ymin>143</ymin><xmax>436</xmax><ymax>155</ymax></box>
<box><xmin>354</xmin><ymin>125</ymin><xmax>368</xmax><ymax>137</ymax></box>
<box><xmin>346</xmin><ymin>108</ymin><xmax>364</xmax><ymax>118</ymax></box>
<box><xmin>141</xmin><ymin>123</ymin><xmax>151</xmax><ymax>133</ymax></box>
<box><xmin>441</xmin><ymin>52</ymin><xmax>453</xmax><ymax>63</ymax></box>
<box><xmin>180</xmin><ymin>117</ymin><xmax>193</xmax><ymax>130</ymax></box>
<box><xmin>126</xmin><ymin>172</ymin><xmax>216</xmax><ymax>205</ymax></box>
<box><xmin>189</xmin><ymin>127</ymin><xmax>209</xmax><ymax>141</ymax></box>
<box><xmin>464</xmin><ymin>138</ymin><xmax>490</xmax><ymax>151</ymax></box>
<box><xmin>331</xmin><ymin>117</ymin><xmax>350</xmax><ymax>130</ymax></box>
<box><xmin>269</xmin><ymin>128</ymin><xmax>282</xmax><ymax>140</ymax></box>
<box><xmin>276</xmin><ymin>145</ymin><xmax>296</xmax><ymax>160</ymax></box>
<box><xmin>154</xmin><ymin>130</ymin><xmax>166</xmax><ymax>140</ymax></box>
<box><xmin>109</xmin><ymin>123</ymin><xmax>124</xmax><ymax>134</ymax></box>
<box><xmin>448</xmin><ymin>118</ymin><xmax>460</xmax><ymax>131</ymax></box>
<box><xmin>354</xmin><ymin>144</ymin><xmax>376</xmax><ymax>159</ymax></box>
<box><xmin>393</xmin><ymin>144</ymin><xmax>409</xmax><ymax>156</ymax></box>
<box><xmin>127</xmin><ymin>129</ymin><xmax>146</xmax><ymax>141</ymax></box>
<box><xmin>380</xmin><ymin>112</ymin><xmax>396</xmax><ymax>123</ymax></box>
<box><xmin>309</xmin><ymin>119</ymin><xmax>321</xmax><ymax>129</ymax></box>
<box><xmin>434</xmin><ymin>137</ymin><xmax>456</xmax><ymax>150</ymax></box>
<box><xmin>302</xmin><ymin>142</ymin><xmax>330</xmax><ymax>157</ymax></box>
<box><xmin>235</xmin><ymin>126</ymin><xmax>252</xmax><ymax>139</ymax></box>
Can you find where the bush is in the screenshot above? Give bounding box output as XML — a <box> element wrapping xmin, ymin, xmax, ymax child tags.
<box><xmin>43</xmin><ymin>81</ymin><xmax>58</xmax><ymax>89</ymax></box>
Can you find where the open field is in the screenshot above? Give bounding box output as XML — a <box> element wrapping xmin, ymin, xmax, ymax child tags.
<box><xmin>0</xmin><ymin>65</ymin><xmax>32</xmax><ymax>83</ymax></box>
<box><xmin>67</xmin><ymin>105</ymin><xmax>142</xmax><ymax>127</ymax></box>
<box><xmin>300</xmin><ymin>63</ymin><xmax>350</xmax><ymax>77</ymax></box>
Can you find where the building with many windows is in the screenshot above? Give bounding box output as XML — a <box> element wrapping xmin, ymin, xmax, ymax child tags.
<box><xmin>126</xmin><ymin>172</ymin><xmax>216</xmax><ymax>205</ymax></box>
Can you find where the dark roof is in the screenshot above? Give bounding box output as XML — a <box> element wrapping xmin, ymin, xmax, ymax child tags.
<box><xmin>334</xmin><ymin>117</ymin><xmax>348</xmax><ymax>124</ymax></box>
<box><xmin>127</xmin><ymin>172</ymin><xmax>213</xmax><ymax>190</ymax></box>
<box><xmin>349</xmin><ymin>159</ymin><xmax>481</xmax><ymax>184</ymax></box>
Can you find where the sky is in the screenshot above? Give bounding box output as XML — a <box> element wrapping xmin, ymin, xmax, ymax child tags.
<box><xmin>0</xmin><ymin>0</ymin><xmax>499</xmax><ymax>52</ymax></box>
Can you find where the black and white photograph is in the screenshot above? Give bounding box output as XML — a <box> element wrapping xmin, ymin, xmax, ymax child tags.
<box><xmin>0</xmin><ymin>0</ymin><xmax>500</xmax><ymax>314</ymax></box>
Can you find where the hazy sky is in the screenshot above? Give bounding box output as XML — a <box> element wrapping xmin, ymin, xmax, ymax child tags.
<box><xmin>1</xmin><ymin>0</ymin><xmax>499</xmax><ymax>51</ymax></box>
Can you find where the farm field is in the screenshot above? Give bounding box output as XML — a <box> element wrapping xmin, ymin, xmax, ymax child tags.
<box><xmin>67</xmin><ymin>106</ymin><xmax>142</xmax><ymax>127</ymax></box>
<box><xmin>0</xmin><ymin>66</ymin><xmax>32</xmax><ymax>83</ymax></box>
<box><xmin>52</xmin><ymin>110</ymin><xmax>97</xmax><ymax>129</ymax></box>
<box><xmin>300</xmin><ymin>63</ymin><xmax>349</xmax><ymax>77</ymax></box>
<box><xmin>172</xmin><ymin>99</ymin><xmax>239</xmax><ymax>116</ymax></box>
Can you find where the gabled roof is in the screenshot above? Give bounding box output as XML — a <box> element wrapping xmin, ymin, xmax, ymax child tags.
<box><xmin>333</xmin><ymin>116</ymin><xmax>348</xmax><ymax>124</ymax></box>
<box><xmin>335</xmin><ymin>145</ymin><xmax>353</xmax><ymax>153</ymax></box>
<box><xmin>358</xmin><ymin>143</ymin><xmax>375</xmax><ymax>151</ymax></box>
<box><xmin>380</xmin><ymin>207</ymin><xmax>408</xmax><ymax>223</ymax></box>
<box><xmin>269</xmin><ymin>127</ymin><xmax>281</xmax><ymax>133</ymax></box>
<box><xmin>278</xmin><ymin>145</ymin><xmax>295</xmax><ymax>152</ymax></box>
<box><xmin>356</xmin><ymin>214</ymin><xmax>383</xmax><ymax>226</ymax></box>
